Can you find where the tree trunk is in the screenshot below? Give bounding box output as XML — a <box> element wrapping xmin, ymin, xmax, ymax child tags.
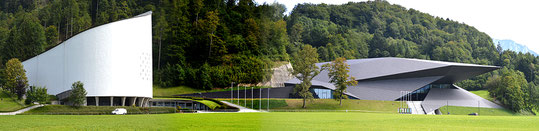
<box><xmin>57</xmin><ymin>23</ymin><xmax>60</xmax><ymax>41</ymax></box>
<box><xmin>339</xmin><ymin>97</ymin><xmax>342</xmax><ymax>106</ymax></box>
<box><xmin>339</xmin><ymin>90</ymin><xmax>343</xmax><ymax>106</ymax></box>
<box><xmin>157</xmin><ymin>30</ymin><xmax>162</xmax><ymax>69</ymax></box>
<box><xmin>208</xmin><ymin>32</ymin><xmax>213</xmax><ymax>60</ymax></box>
<box><xmin>302</xmin><ymin>98</ymin><xmax>306</xmax><ymax>108</ymax></box>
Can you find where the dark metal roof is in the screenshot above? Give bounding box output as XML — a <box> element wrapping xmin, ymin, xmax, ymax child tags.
<box><xmin>285</xmin><ymin>57</ymin><xmax>500</xmax><ymax>101</ymax></box>
<box><xmin>421</xmin><ymin>85</ymin><xmax>503</xmax><ymax>113</ymax></box>
<box><xmin>312</xmin><ymin>57</ymin><xmax>499</xmax><ymax>82</ymax></box>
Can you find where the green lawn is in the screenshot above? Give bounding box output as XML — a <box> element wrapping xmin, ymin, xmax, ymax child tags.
<box><xmin>0</xmin><ymin>112</ymin><xmax>537</xmax><ymax>130</ymax></box>
<box><xmin>222</xmin><ymin>99</ymin><xmax>404</xmax><ymax>114</ymax></box>
<box><xmin>0</xmin><ymin>90</ymin><xmax>26</xmax><ymax>112</ymax></box>
<box><xmin>22</xmin><ymin>105</ymin><xmax>176</xmax><ymax>115</ymax></box>
<box><xmin>153</xmin><ymin>85</ymin><xmax>271</xmax><ymax>97</ymax></box>
<box><xmin>154</xmin><ymin>97</ymin><xmax>227</xmax><ymax>110</ymax></box>
<box><xmin>153</xmin><ymin>85</ymin><xmax>204</xmax><ymax>97</ymax></box>
<box><xmin>470</xmin><ymin>90</ymin><xmax>495</xmax><ymax>102</ymax></box>
<box><xmin>439</xmin><ymin>106</ymin><xmax>516</xmax><ymax>116</ymax></box>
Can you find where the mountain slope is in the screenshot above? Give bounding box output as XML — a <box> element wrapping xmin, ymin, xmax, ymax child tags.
<box><xmin>493</xmin><ymin>39</ymin><xmax>538</xmax><ymax>56</ymax></box>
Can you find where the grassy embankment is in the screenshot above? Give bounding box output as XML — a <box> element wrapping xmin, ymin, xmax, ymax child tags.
<box><xmin>22</xmin><ymin>105</ymin><xmax>175</xmax><ymax>115</ymax></box>
<box><xmin>153</xmin><ymin>61</ymin><xmax>288</xmax><ymax>98</ymax></box>
<box><xmin>465</xmin><ymin>90</ymin><xmax>518</xmax><ymax>116</ymax></box>
<box><xmin>153</xmin><ymin>97</ymin><xmax>230</xmax><ymax>110</ymax></box>
<box><xmin>0</xmin><ymin>90</ymin><xmax>27</xmax><ymax>112</ymax></box>
<box><xmin>153</xmin><ymin>85</ymin><xmax>204</xmax><ymax>98</ymax></box>
<box><xmin>153</xmin><ymin>85</ymin><xmax>270</xmax><ymax>98</ymax></box>
<box><xmin>222</xmin><ymin>99</ymin><xmax>404</xmax><ymax>114</ymax></box>
<box><xmin>469</xmin><ymin>90</ymin><xmax>495</xmax><ymax>102</ymax></box>
<box><xmin>439</xmin><ymin>106</ymin><xmax>515</xmax><ymax>116</ymax></box>
<box><xmin>0</xmin><ymin>112</ymin><xmax>538</xmax><ymax>130</ymax></box>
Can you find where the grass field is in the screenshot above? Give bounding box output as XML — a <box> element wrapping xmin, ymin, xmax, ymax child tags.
<box><xmin>153</xmin><ymin>85</ymin><xmax>271</xmax><ymax>97</ymax></box>
<box><xmin>470</xmin><ymin>90</ymin><xmax>495</xmax><ymax>102</ymax></box>
<box><xmin>439</xmin><ymin>106</ymin><xmax>516</xmax><ymax>116</ymax></box>
<box><xmin>22</xmin><ymin>105</ymin><xmax>176</xmax><ymax>115</ymax></box>
<box><xmin>153</xmin><ymin>85</ymin><xmax>204</xmax><ymax>97</ymax></box>
<box><xmin>0</xmin><ymin>112</ymin><xmax>537</xmax><ymax>130</ymax></box>
<box><xmin>222</xmin><ymin>99</ymin><xmax>404</xmax><ymax>114</ymax></box>
<box><xmin>0</xmin><ymin>90</ymin><xmax>27</xmax><ymax>112</ymax></box>
<box><xmin>277</xmin><ymin>99</ymin><xmax>403</xmax><ymax>113</ymax></box>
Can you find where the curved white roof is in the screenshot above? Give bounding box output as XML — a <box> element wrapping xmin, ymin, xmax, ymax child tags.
<box><xmin>22</xmin><ymin>12</ymin><xmax>153</xmax><ymax>98</ymax></box>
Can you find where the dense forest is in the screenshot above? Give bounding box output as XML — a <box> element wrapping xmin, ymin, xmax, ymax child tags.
<box><xmin>0</xmin><ymin>0</ymin><xmax>536</xmax><ymax>113</ymax></box>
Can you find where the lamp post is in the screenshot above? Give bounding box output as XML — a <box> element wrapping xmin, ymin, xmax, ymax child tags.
<box><xmin>251</xmin><ymin>87</ymin><xmax>253</xmax><ymax>109</ymax></box>
<box><xmin>267</xmin><ymin>88</ymin><xmax>270</xmax><ymax>111</ymax></box>
<box><xmin>259</xmin><ymin>87</ymin><xmax>262</xmax><ymax>110</ymax></box>
<box><xmin>231</xmin><ymin>82</ymin><xmax>234</xmax><ymax>104</ymax></box>
<box><xmin>244</xmin><ymin>86</ymin><xmax>247</xmax><ymax>107</ymax></box>
<box><xmin>237</xmin><ymin>85</ymin><xmax>240</xmax><ymax>105</ymax></box>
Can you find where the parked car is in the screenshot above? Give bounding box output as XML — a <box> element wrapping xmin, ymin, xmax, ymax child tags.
<box><xmin>112</xmin><ymin>108</ymin><xmax>127</xmax><ymax>115</ymax></box>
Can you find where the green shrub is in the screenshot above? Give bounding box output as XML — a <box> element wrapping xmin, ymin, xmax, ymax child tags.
<box><xmin>22</xmin><ymin>105</ymin><xmax>175</xmax><ymax>115</ymax></box>
<box><xmin>26</xmin><ymin>86</ymin><xmax>49</xmax><ymax>104</ymax></box>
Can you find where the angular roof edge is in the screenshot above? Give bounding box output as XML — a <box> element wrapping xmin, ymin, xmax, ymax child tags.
<box><xmin>21</xmin><ymin>11</ymin><xmax>153</xmax><ymax>62</ymax></box>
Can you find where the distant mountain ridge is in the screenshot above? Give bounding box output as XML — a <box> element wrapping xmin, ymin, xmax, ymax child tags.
<box><xmin>493</xmin><ymin>39</ymin><xmax>538</xmax><ymax>56</ymax></box>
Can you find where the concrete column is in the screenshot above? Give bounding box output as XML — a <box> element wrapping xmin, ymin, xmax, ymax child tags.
<box><xmin>142</xmin><ymin>98</ymin><xmax>149</xmax><ymax>107</ymax></box>
<box><xmin>95</xmin><ymin>97</ymin><xmax>99</xmax><ymax>106</ymax></box>
<box><xmin>121</xmin><ymin>97</ymin><xmax>126</xmax><ymax>106</ymax></box>
<box><xmin>132</xmin><ymin>97</ymin><xmax>137</xmax><ymax>106</ymax></box>
<box><xmin>110</xmin><ymin>96</ymin><xmax>113</xmax><ymax>106</ymax></box>
<box><xmin>139</xmin><ymin>97</ymin><xmax>145</xmax><ymax>107</ymax></box>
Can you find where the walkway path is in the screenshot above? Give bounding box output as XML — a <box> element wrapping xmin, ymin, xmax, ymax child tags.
<box><xmin>407</xmin><ymin>101</ymin><xmax>425</xmax><ymax>114</ymax></box>
<box><xmin>0</xmin><ymin>104</ymin><xmax>44</xmax><ymax>115</ymax></box>
<box><xmin>220</xmin><ymin>101</ymin><xmax>262</xmax><ymax>112</ymax></box>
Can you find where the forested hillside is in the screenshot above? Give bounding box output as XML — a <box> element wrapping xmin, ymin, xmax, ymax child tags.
<box><xmin>0</xmin><ymin>0</ymin><xmax>536</xmax><ymax>112</ymax></box>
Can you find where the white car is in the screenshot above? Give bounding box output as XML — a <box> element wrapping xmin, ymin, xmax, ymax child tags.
<box><xmin>112</xmin><ymin>108</ymin><xmax>127</xmax><ymax>115</ymax></box>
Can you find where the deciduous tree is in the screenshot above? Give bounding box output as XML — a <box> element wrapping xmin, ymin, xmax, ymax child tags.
<box><xmin>290</xmin><ymin>45</ymin><xmax>320</xmax><ymax>108</ymax></box>
<box><xmin>3</xmin><ymin>58</ymin><xmax>28</xmax><ymax>100</ymax></box>
<box><xmin>26</xmin><ymin>86</ymin><xmax>49</xmax><ymax>104</ymax></box>
<box><xmin>69</xmin><ymin>81</ymin><xmax>87</xmax><ymax>107</ymax></box>
<box><xmin>322</xmin><ymin>57</ymin><xmax>357</xmax><ymax>106</ymax></box>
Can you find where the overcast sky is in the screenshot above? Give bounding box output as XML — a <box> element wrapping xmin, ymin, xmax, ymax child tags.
<box><xmin>254</xmin><ymin>0</ymin><xmax>539</xmax><ymax>52</ymax></box>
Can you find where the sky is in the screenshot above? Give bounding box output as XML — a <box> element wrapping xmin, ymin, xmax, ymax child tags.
<box><xmin>254</xmin><ymin>0</ymin><xmax>539</xmax><ymax>52</ymax></box>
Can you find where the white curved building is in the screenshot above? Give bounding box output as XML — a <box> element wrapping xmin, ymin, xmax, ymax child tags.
<box><xmin>22</xmin><ymin>12</ymin><xmax>153</xmax><ymax>107</ymax></box>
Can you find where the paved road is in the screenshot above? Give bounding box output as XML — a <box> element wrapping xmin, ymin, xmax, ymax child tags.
<box><xmin>219</xmin><ymin>101</ymin><xmax>262</xmax><ymax>112</ymax></box>
<box><xmin>0</xmin><ymin>104</ymin><xmax>44</xmax><ymax>115</ymax></box>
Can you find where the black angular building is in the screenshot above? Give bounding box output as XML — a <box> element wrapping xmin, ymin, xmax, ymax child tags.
<box><xmin>285</xmin><ymin>57</ymin><xmax>502</xmax><ymax>114</ymax></box>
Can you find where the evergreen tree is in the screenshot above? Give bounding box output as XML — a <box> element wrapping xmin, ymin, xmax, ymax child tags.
<box><xmin>45</xmin><ymin>25</ymin><xmax>59</xmax><ymax>48</ymax></box>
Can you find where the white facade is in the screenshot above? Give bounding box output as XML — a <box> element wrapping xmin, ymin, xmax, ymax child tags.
<box><xmin>22</xmin><ymin>12</ymin><xmax>153</xmax><ymax>100</ymax></box>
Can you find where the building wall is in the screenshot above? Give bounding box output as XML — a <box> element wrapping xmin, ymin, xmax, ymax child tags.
<box><xmin>22</xmin><ymin>13</ymin><xmax>153</xmax><ymax>98</ymax></box>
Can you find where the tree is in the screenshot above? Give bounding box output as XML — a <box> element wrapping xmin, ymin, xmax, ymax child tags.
<box><xmin>3</xmin><ymin>58</ymin><xmax>28</xmax><ymax>100</ymax></box>
<box><xmin>486</xmin><ymin>68</ymin><xmax>527</xmax><ymax>112</ymax></box>
<box><xmin>4</xmin><ymin>12</ymin><xmax>46</xmax><ymax>61</ymax></box>
<box><xmin>199</xmin><ymin>63</ymin><xmax>213</xmax><ymax>90</ymax></box>
<box><xmin>290</xmin><ymin>45</ymin><xmax>320</xmax><ymax>108</ymax></box>
<box><xmin>154</xmin><ymin>9</ymin><xmax>169</xmax><ymax>69</ymax></box>
<box><xmin>322</xmin><ymin>57</ymin><xmax>358</xmax><ymax>106</ymax></box>
<box><xmin>198</xmin><ymin>10</ymin><xmax>220</xmax><ymax>60</ymax></box>
<box><xmin>192</xmin><ymin>0</ymin><xmax>204</xmax><ymax>26</ymax></box>
<box><xmin>45</xmin><ymin>25</ymin><xmax>59</xmax><ymax>48</ymax></box>
<box><xmin>26</xmin><ymin>86</ymin><xmax>49</xmax><ymax>104</ymax></box>
<box><xmin>69</xmin><ymin>81</ymin><xmax>87</xmax><ymax>107</ymax></box>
